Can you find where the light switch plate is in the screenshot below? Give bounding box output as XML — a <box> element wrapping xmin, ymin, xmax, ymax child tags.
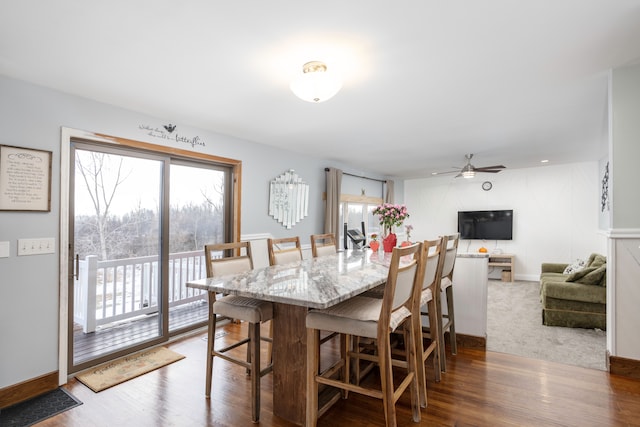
<box><xmin>0</xmin><ymin>241</ymin><xmax>9</xmax><ymax>258</ymax></box>
<box><xmin>17</xmin><ymin>238</ymin><xmax>55</xmax><ymax>256</ymax></box>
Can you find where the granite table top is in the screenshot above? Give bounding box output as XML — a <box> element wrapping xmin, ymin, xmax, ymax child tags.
<box><xmin>186</xmin><ymin>249</ymin><xmax>396</xmax><ymax>309</ymax></box>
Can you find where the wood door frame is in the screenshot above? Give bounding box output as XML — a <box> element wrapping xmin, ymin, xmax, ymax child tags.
<box><xmin>59</xmin><ymin>127</ymin><xmax>242</xmax><ymax>383</ymax></box>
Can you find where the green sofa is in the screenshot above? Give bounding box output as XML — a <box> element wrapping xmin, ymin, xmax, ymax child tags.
<box><xmin>540</xmin><ymin>253</ymin><xmax>607</xmax><ymax>330</ymax></box>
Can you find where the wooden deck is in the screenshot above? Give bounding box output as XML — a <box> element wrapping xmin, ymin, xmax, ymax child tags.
<box><xmin>73</xmin><ymin>300</ymin><xmax>208</xmax><ymax>365</ymax></box>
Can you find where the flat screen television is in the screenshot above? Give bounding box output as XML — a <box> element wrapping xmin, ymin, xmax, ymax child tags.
<box><xmin>457</xmin><ymin>210</ymin><xmax>513</xmax><ymax>240</ymax></box>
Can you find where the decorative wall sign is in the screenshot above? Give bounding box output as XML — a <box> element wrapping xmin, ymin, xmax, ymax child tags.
<box><xmin>269</xmin><ymin>169</ymin><xmax>309</xmax><ymax>229</ymax></box>
<box><xmin>0</xmin><ymin>145</ymin><xmax>52</xmax><ymax>211</ymax></box>
<box><xmin>138</xmin><ymin>123</ymin><xmax>206</xmax><ymax>149</ymax></box>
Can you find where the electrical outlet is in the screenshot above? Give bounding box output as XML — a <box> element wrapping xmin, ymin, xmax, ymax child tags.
<box><xmin>17</xmin><ymin>238</ymin><xmax>55</xmax><ymax>256</ymax></box>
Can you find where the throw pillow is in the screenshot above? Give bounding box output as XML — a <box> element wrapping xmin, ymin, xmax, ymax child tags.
<box><xmin>566</xmin><ymin>265</ymin><xmax>606</xmax><ymax>286</ymax></box>
<box><xmin>589</xmin><ymin>254</ymin><xmax>607</xmax><ymax>269</ymax></box>
<box><xmin>563</xmin><ymin>259</ymin><xmax>586</xmax><ymax>275</ymax></box>
<box><xmin>566</xmin><ymin>267</ymin><xmax>597</xmax><ymax>282</ymax></box>
<box><xmin>576</xmin><ymin>265</ymin><xmax>606</xmax><ymax>286</ymax></box>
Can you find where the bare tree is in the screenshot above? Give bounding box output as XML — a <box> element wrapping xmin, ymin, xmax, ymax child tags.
<box><xmin>75</xmin><ymin>151</ymin><xmax>129</xmax><ymax>259</ymax></box>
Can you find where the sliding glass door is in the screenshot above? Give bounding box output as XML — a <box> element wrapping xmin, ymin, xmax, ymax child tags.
<box><xmin>69</xmin><ymin>140</ymin><xmax>232</xmax><ymax>372</ymax></box>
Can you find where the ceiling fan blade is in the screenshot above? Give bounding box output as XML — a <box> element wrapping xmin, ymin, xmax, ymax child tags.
<box><xmin>477</xmin><ymin>169</ymin><xmax>503</xmax><ymax>173</ymax></box>
<box><xmin>431</xmin><ymin>170</ymin><xmax>460</xmax><ymax>175</ymax></box>
<box><xmin>475</xmin><ymin>165</ymin><xmax>505</xmax><ymax>171</ymax></box>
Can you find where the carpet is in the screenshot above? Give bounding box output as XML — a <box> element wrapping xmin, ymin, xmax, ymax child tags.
<box><xmin>0</xmin><ymin>388</ymin><xmax>82</xmax><ymax>427</ymax></box>
<box><xmin>486</xmin><ymin>280</ymin><xmax>607</xmax><ymax>371</ymax></box>
<box><xmin>76</xmin><ymin>346</ymin><xmax>185</xmax><ymax>392</ymax></box>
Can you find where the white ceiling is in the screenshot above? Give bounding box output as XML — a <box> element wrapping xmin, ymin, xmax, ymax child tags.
<box><xmin>2</xmin><ymin>1</ymin><xmax>640</xmax><ymax>178</ymax></box>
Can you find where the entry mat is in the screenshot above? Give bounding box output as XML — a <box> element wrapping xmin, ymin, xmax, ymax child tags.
<box><xmin>0</xmin><ymin>387</ymin><xmax>82</xmax><ymax>426</ymax></box>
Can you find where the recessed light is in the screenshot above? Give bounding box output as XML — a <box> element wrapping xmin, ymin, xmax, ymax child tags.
<box><xmin>431</xmin><ymin>172</ymin><xmax>438</xmax><ymax>175</ymax></box>
<box><xmin>541</xmin><ymin>159</ymin><xmax>549</xmax><ymax>163</ymax></box>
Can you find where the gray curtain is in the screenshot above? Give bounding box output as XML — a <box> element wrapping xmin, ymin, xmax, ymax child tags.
<box><xmin>385</xmin><ymin>179</ymin><xmax>395</xmax><ymax>203</ymax></box>
<box><xmin>324</xmin><ymin>168</ymin><xmax>342</xmax><ymax>245</ymax></box>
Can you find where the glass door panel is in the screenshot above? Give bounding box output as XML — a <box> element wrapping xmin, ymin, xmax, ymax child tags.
<box><xmin>71</xmin><ymin>147</ymin><xmax>163</xmax><ymax>369</ymax></box>
<box><xmin>168</xmin><ymin>163</ymin><xmax>226</xmax><ymax>332</ymax></box>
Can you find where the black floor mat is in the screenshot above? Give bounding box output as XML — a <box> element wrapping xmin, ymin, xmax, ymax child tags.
<box><xmin>0</xmin><ymin>388</ymin><xmax>82</xmax><ymax>426</ymax></box>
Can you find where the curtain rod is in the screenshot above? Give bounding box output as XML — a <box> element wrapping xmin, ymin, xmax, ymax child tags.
<box><xmin>325</xmin><ymin>168</ymin><xmax>387</xmax><ymax>184</ymax></box>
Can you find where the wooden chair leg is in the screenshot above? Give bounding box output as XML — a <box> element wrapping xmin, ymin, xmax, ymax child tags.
<box><xmin>249</xmin><ymin>322</ymin><xmax>260</xmax><ymax>423</ymax></box>
<box><xmin>205</xmin><ymin>294</ymin><xmax>216</xmax><ymax>397</ymax></box>
<box><xmin>306</xmin><ymin>328</ymin><xmax>320</xmax><ymax>427</ymax></box>
<box><xmin>405</xmin><ymin>324</ymin><xmax>421</xmax><ymax>423</ymax></box>
<box><xmin>267</xmin><ymin>321</ymin><xmax>273</xmax><ymax>364</ymax></box>
<box><xmin>427</xmin><ymin>299</ymin><xmax>442</xmax><ymax>383</ymax></box>
<box><xmin>341</xmin><ymin>334</ymin><xmax>350</xmax><ymax>399</ymax></box>
<box><xmin>413</xmin><ymin>311</ymin><xmax>427</xmax><ymax>408</ymax></box>
<box><xmin>377</xmin><ymin>334</ymin><xmax>397</xmax><ymax>427</ymax></box>
<box><xmin>446</xmin><ymin>286</ymin><xmax>457</xmax><ymax>355</ymax></box>
<box><xmin>437</xmin><ymin>292</ymin><xmax>447</xmax><ymax>372</ymax></box>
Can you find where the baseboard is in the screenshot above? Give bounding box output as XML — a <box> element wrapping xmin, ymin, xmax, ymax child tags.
<box><xmin>0</xmin><ymin>371</ymin><xmax>58</xmax><ymax>409</ymax></box>
<box><xmin>446</xmin><ymin>332</ymin><xmax>486</xmax><ymax>349</ymax></box>
<box><xmin>609</xmin><ymin>352</ymin><xmax>640</xmax><ymax>380</ymax></box>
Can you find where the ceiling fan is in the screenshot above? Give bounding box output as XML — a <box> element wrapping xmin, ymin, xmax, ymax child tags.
<box><xmin>436</xmin><ymin>154</ymin><xmax>506</xmax><ymax>178</ymax></box>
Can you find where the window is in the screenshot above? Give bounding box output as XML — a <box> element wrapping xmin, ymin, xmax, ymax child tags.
<box><xmin>339</xmin><ymin>195</ymin><xmax>383</xmax><ymax>249</ymax></box>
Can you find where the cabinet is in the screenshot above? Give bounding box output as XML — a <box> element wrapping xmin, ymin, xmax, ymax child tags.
<box><xmin>488</xmin><ymin>254</ymin><xmax>515</xmax><ymax>282</ymax></box>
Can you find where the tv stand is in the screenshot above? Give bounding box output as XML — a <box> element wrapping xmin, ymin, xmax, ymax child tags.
<box><xmin>488</xmin><ymin>253</ymin><xmax>515</xmax><ymax>282</ymax></box>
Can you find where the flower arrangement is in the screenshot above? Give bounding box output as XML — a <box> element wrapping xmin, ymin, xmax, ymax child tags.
<box><xmin>372</xmin><ymin>203</ymin><xmax>410</xmax><ymax>234</ymax></box>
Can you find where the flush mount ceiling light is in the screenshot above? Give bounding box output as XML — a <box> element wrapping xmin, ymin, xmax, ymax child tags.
<box><xmin>290</xmin><ymin>61</ymin><xmax>342</xmax><ymax>103</ymax></box>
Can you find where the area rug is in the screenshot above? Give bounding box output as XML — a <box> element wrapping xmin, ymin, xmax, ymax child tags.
<box><xmin>487</xmin><ymin>280</ymin><xmax>607</xmax><ymax>371</ymax></box>
<box><xmin>0</xmin><ymin>387</ymin><xmax>82</xmax><ymax>426</ymax></box>
<box><xmin>76</xmin><ymin>346</ymin><xmax>185</xmax><ymax>392</ymax></box>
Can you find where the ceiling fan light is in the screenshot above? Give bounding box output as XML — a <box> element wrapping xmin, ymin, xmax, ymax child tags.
<box><xmin>290</xmin><ymin>61</ymin><xmax>342</xmax><ymax>103</ymax></box>
<box><xmin>462</xmin><ymin>170</ymin><xmax>475</xmax><ymax>178</ymax></box>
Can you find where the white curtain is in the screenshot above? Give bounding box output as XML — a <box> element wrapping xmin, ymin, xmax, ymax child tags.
<box><xmin>385</xmin><ymin>179</ymin><xmax>394</xmax><ymax>203</ymax></box>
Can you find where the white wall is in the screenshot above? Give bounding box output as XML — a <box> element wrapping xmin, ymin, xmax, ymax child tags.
<box><xmin>404</xmin><ymin>162</ymin><xmax>607</xmax><ymax>281</ymax></box>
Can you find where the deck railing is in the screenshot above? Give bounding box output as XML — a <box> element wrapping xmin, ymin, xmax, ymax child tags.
<box><xmin>74</xmin><ymin>250</ymin><xmax>210</xmax><ymax>333</ymax></box>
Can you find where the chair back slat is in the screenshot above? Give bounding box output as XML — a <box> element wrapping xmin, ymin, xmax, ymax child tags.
<box><xmin>440</xmin><ymin>233</ymin><xmax>460</xmax><ymax>279</ymax></box>
<box><xmin>268</xmin><ymin>236</ymin><xmax>303</xmax><ymax>266</ymax></box>
<box><xmin>392</xmin><ymin>264</ymin><xmax>418</xmax><ymax>310</ymax></box>
<box><xmin>422</xmin><ymin>238</ymin><xmax>443</xmax><ymax>292</ymax></box>
<box><xmin>204</xmin><ymin>241</ymin><xmax>253</xmax><ymax>278</ymax></box>
<box><xmin>379</xmin><ymin>242</ymin><xmax>424</xmax><ymax>334</ymax></box>
<box><xmin>310</xmin><ymin>233</ymin><xmax>337</xmax><ymax>258</ymax></box>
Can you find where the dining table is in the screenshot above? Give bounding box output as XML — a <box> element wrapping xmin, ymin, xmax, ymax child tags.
<box><xmin>186</xmin><ymin>249</ymin><xmax>393</xmax><ymax>426</ymax></box>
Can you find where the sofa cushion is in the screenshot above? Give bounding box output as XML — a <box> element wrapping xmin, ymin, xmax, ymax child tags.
<box><xmin>540</xmin><ymin>272</ymin><xmax>568</xmax><ymax>285</ymax></box>
<box><xmin>542</xmin><ymin>280</ymin><xmax>606</xmax><ymax>304</ymax></box>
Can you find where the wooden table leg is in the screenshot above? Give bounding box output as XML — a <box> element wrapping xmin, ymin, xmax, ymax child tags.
<box><xmin>272</xmin><ymin>303</ymin><xmax>308</xmax><ymax>425</ymax></box>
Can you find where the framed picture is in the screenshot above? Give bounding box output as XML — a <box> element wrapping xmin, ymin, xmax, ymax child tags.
<box><xmin>0</xmin><ymin>144</ymin><xmax>52</xmax><ymax>212</ymax></box>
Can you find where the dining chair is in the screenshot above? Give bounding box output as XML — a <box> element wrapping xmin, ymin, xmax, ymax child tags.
<box><xmin>267</xmin><ymin>236</ymin><xmax>303</xmax><ymax>265</ymax></box>
<box><xmin>306</xmin><ymin>243</ymin><xmax>425</xmax><ymax>427</ymax></box>
<box><xmin>310</xmin><ymin>233</ymin><xmax>340</xmax><ymax>346</ymax></box>
<box><xmin>310</xmin><ymin>233</ymin><xmax>337</xmax><ymax>257</ymax></box>
<box><xmin>204</xmin><ymin>241</ymin><xmax>273</xmax><ymax>423</ymax></box>
<box><xmin>436</xmin><ymin>232</ymin><xmax>460</xmax><ymax>371</ymax></box>
<box><xmin>414</xmin><ymin>238</ymin><xmax>443</xmax><ymax>407</ymax></box>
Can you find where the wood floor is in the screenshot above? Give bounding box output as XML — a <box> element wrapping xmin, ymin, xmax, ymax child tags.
<box><xmin>52</xmin><ymin>322</ymin><xmax>640</xmax><ymax>427</ymax></box>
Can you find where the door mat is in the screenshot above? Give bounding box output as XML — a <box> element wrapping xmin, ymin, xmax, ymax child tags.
<box><xmin>0</xmin><ymin>387</ymin><xmax>82</xmax><ymax>426</ymax></box>
<box><xmin>76</xmin><ymin>346</ymin><xmax>185</xmax><ymax>392</ymax></box>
